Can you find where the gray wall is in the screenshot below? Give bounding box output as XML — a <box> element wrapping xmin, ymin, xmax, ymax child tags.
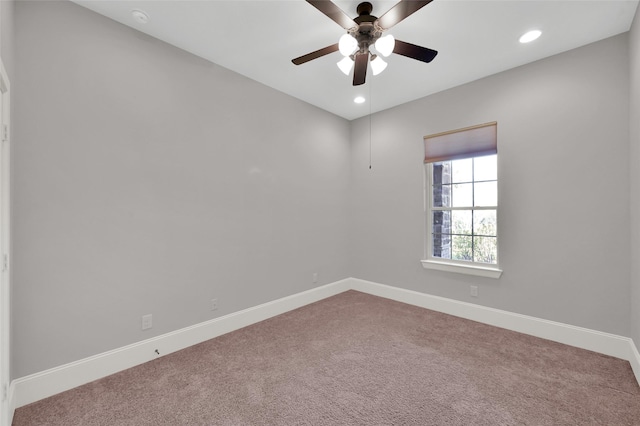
<box><xmin>630</xmin><ymin>7</ymin><xmax>640</xmax><ymax>347</ymax></box>
<box><xmin>349</xmin><ymin>34</ymin><xmax>631</xmax><ymax>337</ymax></box>
<box><xmin>13</xmin><ymin>0</ymin><xmax>351</xmax><ymax>378</ymax></box>
<box><xmin>1</xmin><ymin>0</ymin><xmax>14</xmax><ymax>79</ymax></box>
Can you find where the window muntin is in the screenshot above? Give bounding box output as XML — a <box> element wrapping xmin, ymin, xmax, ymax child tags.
<box><xmin>429</xmin><ymin>154</ymin><xmax>498</xmax><ymax>265</ymax></box>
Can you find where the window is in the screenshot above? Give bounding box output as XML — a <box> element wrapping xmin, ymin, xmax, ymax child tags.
<box><xmin>422</xmin><ymin>122</ymin><xmax>502</xmax><ymax>278</ymax></box>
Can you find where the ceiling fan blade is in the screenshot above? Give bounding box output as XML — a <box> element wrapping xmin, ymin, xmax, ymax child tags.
<box><xmin>353</xmin><ymin>53</ymin><xmax>368</xmax><ymax>86</ymax></box>
<box><xmin>292</xmin><ymin>43</ymin><xmax>339</xmax><ymax>65</ymax></box>
<box><xmin>393</xmin><ymin>39</ymin><xmax>438</xmax><ymax>63</ymax></box>
<box><xmin>306</xmin><ymin>0</ymin><xmax>357</xmax><ymax>30</ymax></box>
<box><xmin>376</xmin><ymin>0</ymin><xmax>433</xmax><ymax>30</ymax></box>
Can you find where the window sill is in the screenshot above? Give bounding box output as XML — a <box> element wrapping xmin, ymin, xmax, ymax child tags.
<box><xmin>421</xmin><ymin>259</ymin><xmax>503</xmax><ymax>279</ymax></box>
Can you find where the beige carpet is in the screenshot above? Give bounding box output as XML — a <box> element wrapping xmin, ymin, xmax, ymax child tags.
<box><xmin>13</xmin><ymin>290</ymin><xmax>640</xmax><ymax>425</ymax></box>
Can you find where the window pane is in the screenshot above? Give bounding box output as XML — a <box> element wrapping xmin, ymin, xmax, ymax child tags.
<box><xmin>432</xmin><ymin>184</ymin><xmax>451</xmax><ymax>208</ymax></box>
<box><xmin>473</xmin><ymin>236</ymin><xmax>497</xmax><ymax>264</ymax></box>
<box><xmin>432</xmin><ymin>162</ymin><xmax>452</xmax><ymax>185</ymax></box>
<box><xmin>473</xmin><ymin>210</ymin><xmax>496</xmax><ymax>237</ymax></box>
<box><xmin>473</xmin><ymin>155</ymin><xmax>497</xmax><ymax>181</ymax></box>
<box><xmin>432</xmin><ymin>211</ymin><xmax>451</xmax><ymax>235</ymax></box>
<box><xmin>452</xmin><ymin>235</ymin><xmax>473</xmax><ymax>261</ymax></box>
<box><xmin>432</xmin><ymin>233</ymin><xmax>451</xmax><ymax>259</ymax></box>
<box><xmin>452</xmin><ymin>183</ymin><xmax>473</xmax><ymax>207</ymax></box>
<box><xmin>452</xmin><ymin>210</ymin><xmax>472</xmax><ymax>235</ymax></box>
<box><xmin>451</xmin><ymin>158</ymin><xmax>472</xmax><ymax>183</ymax></box>
<box><xmin>474</xmin><ymin>181</ymin><xmax>497</xmax><ymax>207</ymax></box>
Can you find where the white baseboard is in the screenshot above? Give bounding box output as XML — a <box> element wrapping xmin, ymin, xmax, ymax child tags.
<box><xmin>9</xmin><ymin>276</ymin><xmax>640</xmax><ymax>416</ymax></box>
<box><xmin>349</xmin><ymin>278</ymin><xmax>635</xmax><ymax>362</ymax></box>
<box><xmin>10</xmin><ymin>279</ymin><xmax>350</xmax><ymax>410</ymax></box>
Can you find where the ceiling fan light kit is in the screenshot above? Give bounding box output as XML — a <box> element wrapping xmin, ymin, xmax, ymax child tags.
<box><xmin>375</xmin><ymin>34</ymin><xmax>395</xmax><ymax>57</ymax></box>
<box><xmin>292</xmin><ymin>0</ymin><xmax>439</xmax><ymax>86</ymax></box>
<box><xmin>339</xmin><ymin>33</ymin><xmax>359</xmax><ymax>56</ymax></box>
<box><xmin>337</xmin><ymin>56</ymin><xmax>355</xmax><ymax>75</ymax></box>
<box><xmin>370</xmin><ymin>55</ymin><xmax>387</xmax><ymax>75</ymax></box>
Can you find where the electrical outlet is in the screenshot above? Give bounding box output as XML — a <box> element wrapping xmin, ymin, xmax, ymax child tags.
<box><xmin>142</xmin><ymin>314</ymin><xmax>152</xmax><ymax>330</ymax></box>
<box><xmin>312</xmin><ymin>272</ymin><xmax>318</xmax><ymax>283</ymax></box>
<box><xmin>470</xmin><ymin>285</ymin><xmax>479</xmax><ymax>297</ymax></box>
<box><xmin>211</xmin><ymin>298</ymin><xmax>218</xmax><ymax>311</ymax></box>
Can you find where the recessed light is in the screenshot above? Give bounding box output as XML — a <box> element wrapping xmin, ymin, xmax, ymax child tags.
<box><xmin>354</xmin><ymin>96</ymin><xmax>365</xmax><ymax>104</ymax></box>
<box><xmin>519</xmin><ymin>30</ymin><xmax>541</xmax><ymax>44</ymax></box>
<box><xmin>131</xmin><ymin>9</ymin><xmax>150</xmax><ymax>24</ymax></box>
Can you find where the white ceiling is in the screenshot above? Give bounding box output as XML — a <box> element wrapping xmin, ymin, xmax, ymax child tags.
<box><xmin>71</xmin><ymin>0</ymin><xmax>639</xmax><ymax>120</ymax></box>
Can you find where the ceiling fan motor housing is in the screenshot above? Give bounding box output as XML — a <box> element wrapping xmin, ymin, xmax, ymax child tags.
<box><xmin>351</xmin><ymin>2</ymin><xmax>383</xmax><ymax>55</ymax></box>
<box><xmin>356</xmin><ymin>2</ymin><xmax>373</xmax><ymax>16</ymax></box>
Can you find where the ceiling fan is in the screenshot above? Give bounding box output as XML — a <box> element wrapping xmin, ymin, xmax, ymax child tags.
<box><xmin>292</xmin><ymin>0</ymin><xmax>438</xmax><ymax>86</ymax></box>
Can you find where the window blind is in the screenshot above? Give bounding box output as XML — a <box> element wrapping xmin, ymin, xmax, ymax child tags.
<box><xmin>424</xmin><ymin>122</ymin><xmax>497</xmax><ymax>163</ymax></box>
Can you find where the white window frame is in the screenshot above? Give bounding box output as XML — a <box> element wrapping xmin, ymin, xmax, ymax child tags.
<box><xmin>421</xmin><ymin>123</ymin><xmax>502</xmax><ymax>279</ymax></box>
